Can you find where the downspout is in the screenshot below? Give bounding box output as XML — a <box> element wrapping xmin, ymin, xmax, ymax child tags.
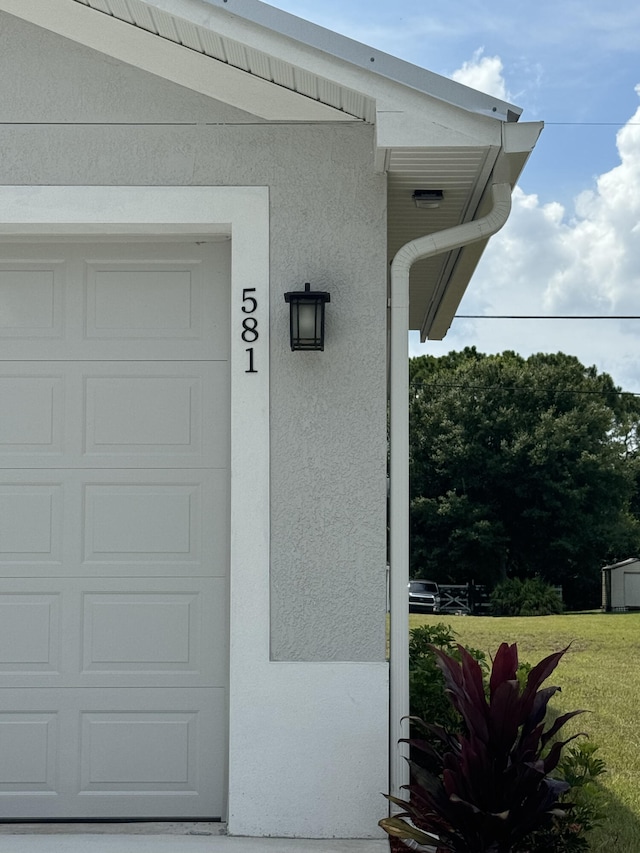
<box><xmin>389</xmin><ymin>180</ymin><xmax>512</xmax><ymax>800</ymax></box>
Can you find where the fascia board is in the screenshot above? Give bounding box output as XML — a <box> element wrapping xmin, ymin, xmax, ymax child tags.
<box><xmin>376</xmin><ymin>95</ymin><xmax>504</xmax><ymax>150</ymax></box>
<box><xmin>103</xmin><ymin>0</ymin><xmax>520</xmax><ymax>144</ymax></box>
<box><xmin>422</xmin><ymin>127</ymin><xmax>544</xmax><ymax>340</ymax></box>
<box><xmin>1</xmin><ymin>0</ymin><xmax>522</xmax><ymax>142</ymax></box>
<box><xmin>211</xmin><ymin>4</ymin><xmax>510</xmax><ymax>148</ymax></box>
<box><xmin>502</xmin><ymin>120</ymin><xmax>545</xmax><ymax>154</ymax></box>
<box><xmin>425</xmin><ymin>240</ymin><xmax>489</xmax><ymax>340</ymax></box>
<box><xmin>500</xmin><ymin>120</ymin><xmax>545</xmax><ymax>183</ymax></box>
<box><xmin>0</xmin><ymin>0</ymin><xmax>354</xmax><ymax>122</ymax></box>
<box><xmin>150</xmin><ymin>0</ymin><xmax>522</xmax><ymax>121</ymax></box>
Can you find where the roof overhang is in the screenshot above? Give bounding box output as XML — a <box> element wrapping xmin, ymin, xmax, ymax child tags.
<box><xmin>398</xmin><ymin>121</ymin><xmax>544</xmax><ymax>339</ymax></box>
<box><xmin>0</xmin><ymin>0</ymin><xmax>358</xmax><ymax>121</ymax></box>
<box><xmin>0</xmin><ymin>0</ymin><xmax>543</xmax><ymax>339</ymax></box>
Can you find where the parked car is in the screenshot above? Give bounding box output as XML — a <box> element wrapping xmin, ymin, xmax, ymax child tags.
<box><xmin>409</xmin><ymin>579</ymin><xmax>441</xmax><ymax>613</ymax></box>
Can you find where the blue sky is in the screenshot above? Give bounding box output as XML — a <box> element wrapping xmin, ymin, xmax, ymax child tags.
<box><xmin>267</xmin><ymin>0</ymin><xmax>640</xmax><ymax>392</ymax></box>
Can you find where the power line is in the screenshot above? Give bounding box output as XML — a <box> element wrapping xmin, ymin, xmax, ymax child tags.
<box><xmin>456</xmin><ymin>315</ymin><xmax>640</xmax><ymax>320</ymax></box>
<box><xmin>545</xmin><ymin>121</ymin><xmax>640</xmax><ymax>126</ymax></box>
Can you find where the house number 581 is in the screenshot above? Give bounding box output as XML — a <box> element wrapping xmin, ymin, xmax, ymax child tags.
<box><xmin>242</xmin><ymin>288</ymin><xmax>258</xmax><ymax>373</ymax></box>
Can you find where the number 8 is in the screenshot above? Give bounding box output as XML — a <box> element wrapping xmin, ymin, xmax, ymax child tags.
<box><xmin>242</xmin><ymin>316</ymin><xmax>259</xmax><ymax>342</ymax></box>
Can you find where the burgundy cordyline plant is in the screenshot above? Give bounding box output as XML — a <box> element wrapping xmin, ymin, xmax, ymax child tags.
<box><xmin>380</xmin><ymin>642</ymin><xmax>583</xmax><ymax>853</ymax></box>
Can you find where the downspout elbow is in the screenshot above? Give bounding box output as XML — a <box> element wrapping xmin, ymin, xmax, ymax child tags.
<box><xmin>390</xmin><ymin>181</ymin><xmax>512</xmax><ymax>283</ymax></box>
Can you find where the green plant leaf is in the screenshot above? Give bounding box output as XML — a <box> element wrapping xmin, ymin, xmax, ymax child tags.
<box><xmin>378</xmin><ymin>816</ymin><xmax>438</xmax><ymax>845</ymax></box>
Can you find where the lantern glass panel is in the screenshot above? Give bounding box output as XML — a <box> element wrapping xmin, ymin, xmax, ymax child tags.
<box><xmin>296</xmin><ymin>301</ymin><xmax>318</xmax><ymax>341</ymax></box>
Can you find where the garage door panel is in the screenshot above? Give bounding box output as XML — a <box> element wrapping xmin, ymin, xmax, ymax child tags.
<box><xmin>0</xmin><ymin>375</ymin><xmax>64</xmax><ymax>451</ymax></box>
<box><xmin>0</xmin><ymin>483</ymin><xmax>64</xmax><ymax>563</ymax></box>
<box><xmin>80</xmin><ymin>579</ymin><xmax>227</xmax><ymax>685</ymax></box>
<box><xmin>82</xmin><ymin>363</ymin><xmax>228</xmax><ymax>468</ymax></box>
<box><xmin>0</xmin><ymin>473</ymin><xmax>80</xmax><ymax>577</ymax></box>
<box><xmin>0</xmin><ymin>689</ymin><xmax>225</xmax><ymax>818</ymax></box>
<box><xmin>0</xmin><ymin>362</ymin><xmax>227</xmax><ymax>469</ymax></box>
<box><xmin>84</xmin><ymin>484</ymin><xmax>197</xmax><ymax>561</ymax></box>
<box><xmin>86</xmin><ymin>262</ymin><xmax>199</xmax><ymax>340</ymax></box>
<box><xmin>0</xmin><ymin>711</ymin><xmax>59</xmax><ymax>793</ymax></box>
<box><xmin>0</xmin><ymin>578</ymin><xmax>225</xmax><ymax>689</ymax></box>
<box><xmin>0</xmin><ymin>366</ymin><xmax>70</xmax><ymax>467</ymax></box>
<box><xmin>86</xmin><ymin>375</ymin><xmax>196</xmax><ymax>453</ymax></box>
<box><xmin>0</xmin><ymin>242</ymin><xmax>229</xmax><ymax>361</ymax></box>
<box><xmin>0</xmin><ymin>469</ymin><xmax>227</xmax><ymax>578</ymax></box>
<box><xmin>80</xmin><ymin>711</ymin><xmax>196</xmax><ymax>791</ymax></box>
<box><xmin>83</xmin><ymin>595</ymin><xmax>195</xmax><ymax>670</ymax></box>
<box><xmin>0</xmin><ymin>593</ymin><xmax>61</xmax><ymax>674</ymax></box>
<box><xmin>81</xmin><ymin>472</ymin><xmax>225</xmax><ymax>571</ymax></box>
<box><xmin>0</xmin><ymin>260</ymin><xmax>65</xmax><ymax>339</ymax></box>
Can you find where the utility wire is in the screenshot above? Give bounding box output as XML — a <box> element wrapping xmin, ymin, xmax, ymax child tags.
<box><xmin>545</xmin><ymin>121</ymin><xmax>640</xmax><ymax>126</ymax></box>
<box><xmin>1</xmin><ymin>121</ymin><xmax>637</xmax><ymax>128</ymax></box>
<box><xmin>456</xmin><ymin>315</ymin><xmax>640</xmax><ymax>320</ymax></box>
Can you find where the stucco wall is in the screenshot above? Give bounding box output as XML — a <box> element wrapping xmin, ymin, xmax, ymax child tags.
<box><xmin>0</xmin><ymin>13</ymin><xmax>388</xmax><ymax>663</ymax></box>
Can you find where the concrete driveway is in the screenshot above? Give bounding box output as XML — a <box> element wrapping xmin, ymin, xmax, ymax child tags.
<box><xmin>0</xmin><ymin>825</ymin><xmax>389</xmax><ymax>853</ymax></box>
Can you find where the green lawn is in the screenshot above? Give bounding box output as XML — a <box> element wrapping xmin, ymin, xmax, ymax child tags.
<box><xmin>409</xmin><ymin>611</ymin><xmax>640</xmax><ymax>852</ymax></box>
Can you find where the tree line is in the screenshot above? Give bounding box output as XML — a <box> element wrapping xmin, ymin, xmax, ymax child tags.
<box><xmin>409</xmin><ymin>348</ymin><xmax>640</xmax><ymax>610</ymax></box>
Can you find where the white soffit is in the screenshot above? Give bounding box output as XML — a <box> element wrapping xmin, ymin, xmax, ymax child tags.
<box><xmin>387</xmin><ymin>146</ymin><xmax>498</xmax><ymax>261</ymax></box>
<box><xmin>387</xmin><ymin>145</ymin><xmax>499</xmax><ymax>335</ymax></box>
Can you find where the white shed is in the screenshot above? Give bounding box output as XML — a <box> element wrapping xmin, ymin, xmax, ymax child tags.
<box><xmin>602</xmin><ymin>557</ymin><xmax>640</xmax><ymax>611</ymax></box>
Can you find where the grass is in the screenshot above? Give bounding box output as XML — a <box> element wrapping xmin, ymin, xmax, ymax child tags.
<box><xmin>409</xmin><ymin>610</ymin><xmax>640</xmax><ymax>851</ymax></box>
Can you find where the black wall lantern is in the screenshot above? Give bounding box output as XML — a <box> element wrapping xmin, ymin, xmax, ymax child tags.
<box><xmin>284</xmin><ymin>282</ymin><xmax>331</xmax><ymax>351</ymax></box>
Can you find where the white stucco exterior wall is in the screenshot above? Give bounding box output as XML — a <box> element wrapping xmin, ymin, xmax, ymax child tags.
<box><xmin>0</xmin><ymin>14</ymin><xmax>389</xmax><ymax>836</ymax></box>
<box><xmin>0</xmin><ymin>12</ymin><xmax>388</xmax><ymax>663</ymax></box>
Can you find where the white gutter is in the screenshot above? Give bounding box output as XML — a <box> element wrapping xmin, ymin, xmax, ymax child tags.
<box><xmin>388</xmin><ymin>180</ymin><xmax>512</xmax><ymax>800</ymax></box>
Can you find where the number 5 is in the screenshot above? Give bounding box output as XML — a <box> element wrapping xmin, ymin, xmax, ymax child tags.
<box><xmin>242</xmin><ymin>288</ymin><xmax>257</xmax><ymax>314</ymax></box>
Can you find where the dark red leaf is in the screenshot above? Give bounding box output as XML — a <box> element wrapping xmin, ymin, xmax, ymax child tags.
<box><xmin>521</xmin><ymin>646</ymin><xmax>570</xmax><ymax>712</ymax></box>
<box><xmin>540</xmin><ymin>709</ymin><xmax>585</xmax><ymax>748</ymax></box>
<box><xmin>524</xmin><ymin>685</ymin><xmax>561</xmax><ymax>735</ymax></box>
<box><xmin>488</xmin><ymin>678</ymin><xmax>521</xmax><ymax>753</ymax></box>
<box><xmin>542</xmin><ymin>733</ymin><xmax>585</xmax><ymax>774</ymax></box>
<box><xmin>489</xmin><ymin>642</ymin><xmax>519</xmax><ymax>698</ymax></box>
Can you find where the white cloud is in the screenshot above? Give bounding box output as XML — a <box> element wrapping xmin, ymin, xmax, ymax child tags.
<box><xmin>411</xmin><ymin>87</ymin><xmax>640</xmax><ymax>393</ymax></box>
<box><xmin>451</xmin><ymin>48</ymin><xmax>509</xmax><ymax>101</ymax></box>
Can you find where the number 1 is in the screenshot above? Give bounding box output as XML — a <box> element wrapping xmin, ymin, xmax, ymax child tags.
<box><xmin>245</xmin><ymin>347</ymin><xmax>257</xmax><ymax>373</ymax></box>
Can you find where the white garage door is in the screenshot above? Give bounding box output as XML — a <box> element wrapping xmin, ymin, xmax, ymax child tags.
<box><xmin>0</xmin><ymin>241</ymin><xmax>230</xmax><ymax>819</ymax></box>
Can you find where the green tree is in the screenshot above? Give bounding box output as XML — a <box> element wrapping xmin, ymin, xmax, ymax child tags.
<box><xmin>409</xmin><ymin>348</ymin><xmax>640</xmax><ymax>609</ymax></box>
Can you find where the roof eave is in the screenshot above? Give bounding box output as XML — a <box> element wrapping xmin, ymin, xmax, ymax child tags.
<box><xmin>190</xmin><ymin>0</ymin><xmax>523</xmax><ymax>122</ymax></box>
<box><xmin>72</xmin><ymin>0</ymin><xmax>522</xmax><ymax>127</ymax></box>
<box><xmin>417</xmin><ymin>120</ymin><xmax>544</xmax><ymax>340</ymax></box>
<box><xmin>0</xmin><ymin>0</ymin><xmax>358</xmax><ymax>122</ymax></box>
<box><xmin>1</xmin><ymin>0</ymin><xmax>525</xmax><ymax>133</ymax></box>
